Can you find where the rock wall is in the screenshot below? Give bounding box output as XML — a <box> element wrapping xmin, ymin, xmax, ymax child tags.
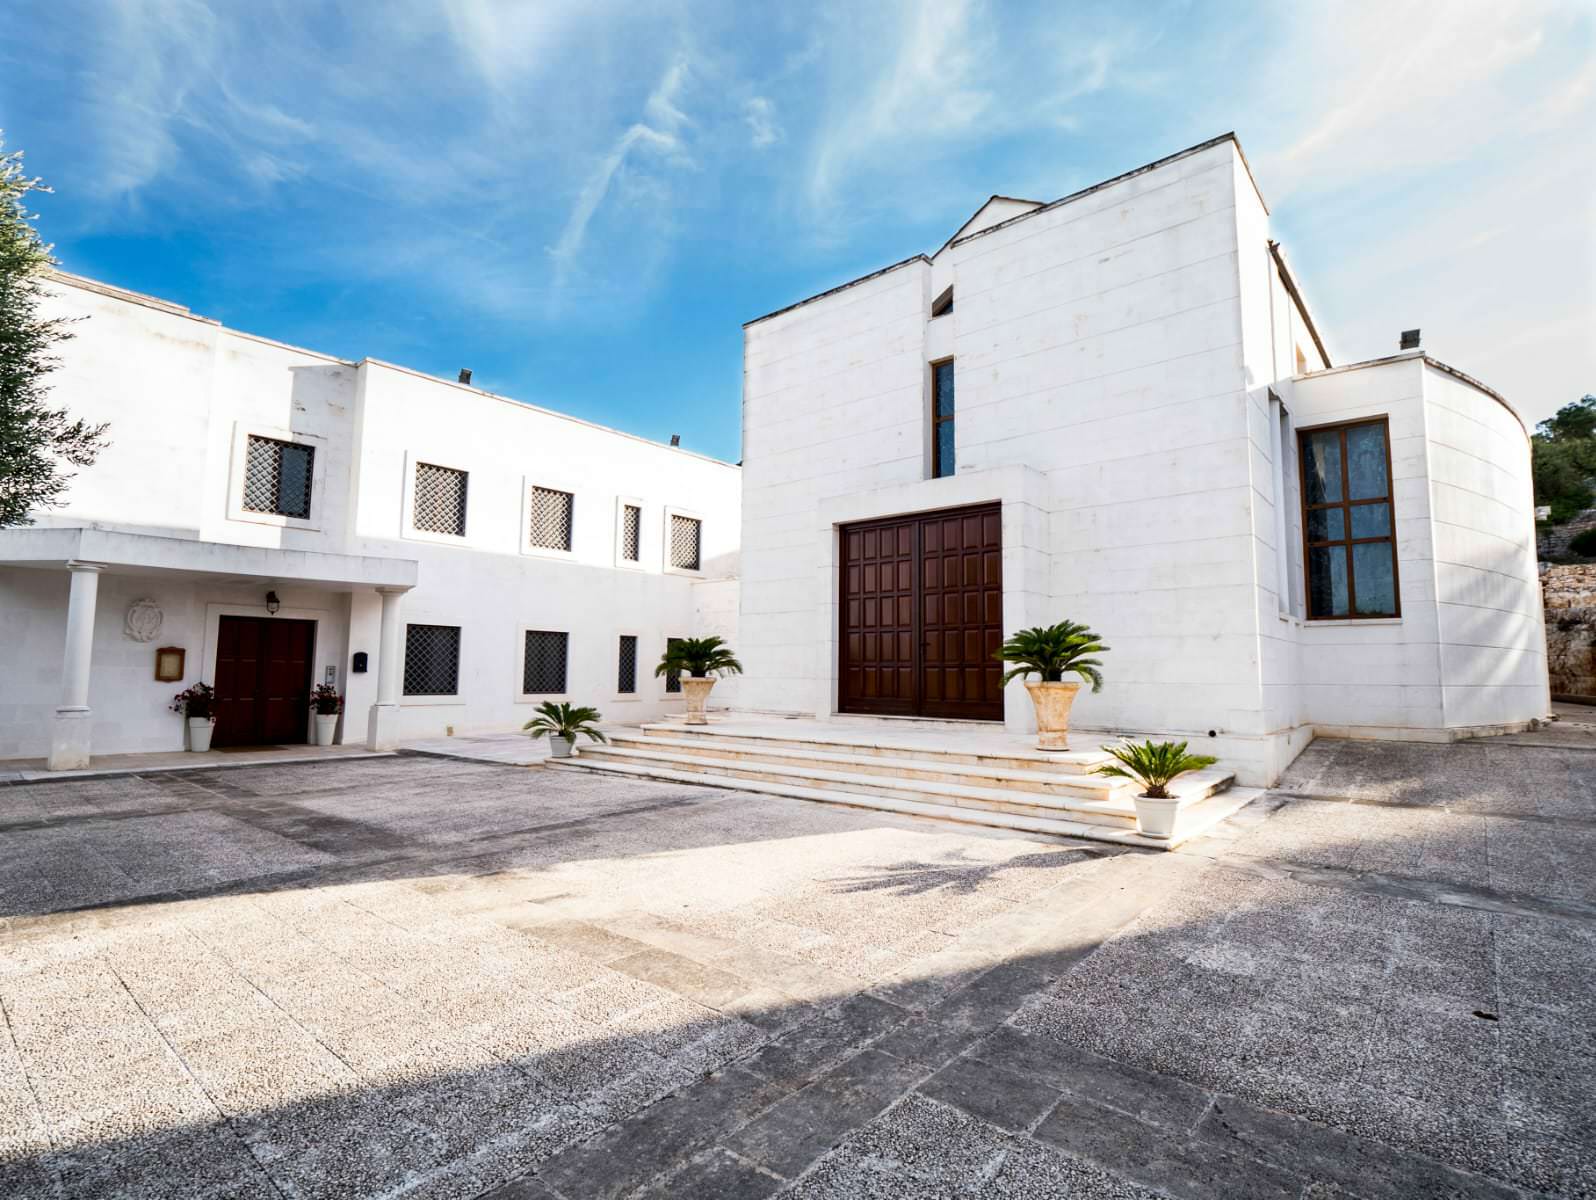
<box><xmin>1538</xmin><ymin>508</ymin><xmax>1596</xmax><ymax>560</ymax></box>
<box><xmin>1542</xmin><ymin>564</ymin><xmax>1596</xmax><ymax>698</ymax></box>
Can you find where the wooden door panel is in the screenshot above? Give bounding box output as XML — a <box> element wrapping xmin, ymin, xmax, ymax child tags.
<box><xmin>213</xmin><ymin>616</ymin><xmax>315</xmax><ymax>747</ymax></box>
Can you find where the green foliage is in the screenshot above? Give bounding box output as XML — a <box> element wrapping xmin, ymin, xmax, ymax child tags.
<box><xmin>654</xmin><ymin>635</ymin><xmax>743</xmax><ymax>679</ymax></box>
<box><xmin>521</xmin><ymin>701</ymin><xmax>608</xmax><ymax>743</ymax></box>
<box><xmin>1093</xmin><ymin>740</ymin><xmax>1217</xmax><ymax>800</ymax></box>
<box><xmin>1569</xmin><ymin>529</ymin><xmax>1596</xmax><ymax>559</ymax></box>
<box><xmin>994</xmin><ymin>622</ymin><xmax>1109</xmax><ymax>691</ymax></box>
<box><xmin>1533</xmin><ymin>394</ymin><xmax>1596</xmax><ymax>528</ymax></box>
<box><xmin>0</xmin><ymin>134</ymin><xmax>108</xmax><ymax>527</ymax></box>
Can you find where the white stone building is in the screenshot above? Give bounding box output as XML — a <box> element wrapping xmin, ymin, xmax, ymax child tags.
<box><xmin>0</xmin><ymin>274</ymin><xmax>740</xmax><ymax>768</ymax></box>
<box><xmin>737</xmin><ymin>133</ymin><xmax>1549</xmax><ymax>786</ymax></box>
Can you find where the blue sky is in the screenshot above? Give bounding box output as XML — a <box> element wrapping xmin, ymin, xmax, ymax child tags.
<box><xmin>3</xmin><ymin>0</ymin><xmax>1592</xmax><ymax>462</ymax></box>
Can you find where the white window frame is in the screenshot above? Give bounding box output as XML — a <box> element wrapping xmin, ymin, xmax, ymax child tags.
<box><xmin>226</xmin><ymin>422</ymin><xmax>326</xmax><ymax>532</ymax></box>
<box><xmin>402</xmin><ymin>452</ymin><xmax>472</xmax><ymax>546</ymax></box>
<box><xmin>613</xmin><ymin>629</ymin><xmax>644</xmax><ymax>703</ymax></box>
<box><xmin>400</xmin><ymin>619</ymin><xmax>465</xmax><ymax>706</ymax></box>
<box><xmin>614</xmin><ymin>496</ymin><xmax>647</xmax><ymax>570</ymax></box>
<box><xmin>520</xmin><ymin>476</ymin><xmax>580</xmax><ymax>560</ymax></box>
<box><xmin>663</xmin><ymin>506</ymin><xmax>706</xmax><ymax>577</ymax></box>
<box><xmin>516</xmin><ymin>625</ymin><xmax>571</xmax><ymax>702</ymax></box>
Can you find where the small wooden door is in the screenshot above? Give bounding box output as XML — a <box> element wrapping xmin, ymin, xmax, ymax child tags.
<box><xmin>213</xmin><ymin>616</ymin><xmax>316</xmax><ymax>747</ymax></box>
<box><xmin>839</xmin><ymin>502</ymin><xmax>1003</xmax><ymax>720</ymax></box>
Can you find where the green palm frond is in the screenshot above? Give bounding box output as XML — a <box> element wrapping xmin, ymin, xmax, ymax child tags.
<box><xmin>654</xmin><ymin>635</ymin><xmax>744</xmax><ymax>679</ymax></box>
<box><xmin>521</xmin><ymin>701</ymin><xmax>608</xmax><ymax>743</ymax></box>
<box><xmin>1092</xmin><ymin>740</ymin><xmax>1216</xmax><ymax>799</ymax></box>
<box><xmin>995</xmin><ymin>622</ymin><xmax>1110</xmax><ymax>691</ymax></box>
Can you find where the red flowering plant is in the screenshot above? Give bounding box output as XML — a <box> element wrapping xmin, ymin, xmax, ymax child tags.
<box><xmin>309</xmin><ymin>684</ymin><xmax>342</xmax><ymax>716</ymax></box>
<box><xmin>170</xmin><ymin>682</ymin><xmax>215</xmax><ymax>721</ymax></box>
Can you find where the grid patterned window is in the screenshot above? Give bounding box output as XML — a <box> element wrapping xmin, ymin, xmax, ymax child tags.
<box><xmin>669</xmin><ymin>515</ymin><xmax>702</xmax><ymax>571</ymax></box>
<box><xmin>931</xmin><ymin>360</ymin><xmax>955</xmax><ymax>478</ymax></box>
<box><xmin>664</xmin><ymin>636</ymin><xmax>684</xmax><ymax>694</ymax></box>
<box><xmin>242</xmin><ymin>435</ymin><xmax>314</xmax><ymax>519</ymax></box>
<box><xmin>621</xmin><ymin>504</ymin><xmax>642</xmax><ymax>561</ymax></box>
<box><xmin>529</xmin><ymin>487</ymin><xmax>575</xmax><ymax>551</ymax></box>
<box><xmin>1299</xmin><ymin>418</ymin><xmax>1399</xmax><ymax>619</ymax></box>
<box><xmin>617</xmin><ymin>635</ymin><xmax>638</xmax><ymax>694</ymax></box>
<box><xmin>403</xmin><ymin>624</ymin><xmax>461</xmax><ymax>696</ymax></box>
<box><xmin>522</xmin><ymin>630</ymin><xmax>568</xmax><ymax>694</ymax></box>
<box><xmin>413</xmin><ymin>463</ymin><xmax>468</xmax><ymax>536</ymax></box>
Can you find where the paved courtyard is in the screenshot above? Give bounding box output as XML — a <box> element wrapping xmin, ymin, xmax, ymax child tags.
<box><xmin>0</xmin><ymin>736</ymin><xmax>1592</xmax><ymax>1199</ymax></box>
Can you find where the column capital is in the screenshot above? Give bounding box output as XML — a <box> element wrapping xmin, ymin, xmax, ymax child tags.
<box><xmin>64</xmin><ymin>559</ymin><xmax>108</xmax><ymax>573</ymax></box>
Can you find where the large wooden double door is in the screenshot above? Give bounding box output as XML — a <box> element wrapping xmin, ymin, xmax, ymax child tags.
<box><xmin>838</xmin><ymin>502</ymin><xmax>1004</xmax><ymax>721</ymax></box>
<box><xmin>213</xmin><ymin>616</ymin><xmax>316</xmax><ymax>747</ymax></box>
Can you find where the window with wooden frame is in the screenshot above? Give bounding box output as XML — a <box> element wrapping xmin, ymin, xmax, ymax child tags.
<box><xmin>931</xmin><ymin>359</ymin><xmax>955</xmax><ymax>479</ymax></box>
<box><xmin>1298</xmin><ymin>418</ymin><xmax>1399</xmax><ymax>619</ymax></box>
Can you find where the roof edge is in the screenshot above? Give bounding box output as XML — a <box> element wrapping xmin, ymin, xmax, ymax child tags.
<box><xmin>1296</xmin><ymin>350</ymin><xmax>1528</xmax><ymax>440</ymax></box>
<box><xmin>743</xmin><ymin>254</ymin><xmax>930</xmax><ymax>329</ymax></box>
<box><xmin>1267</xmin><ymin>241</ymin><xmax>1333</xmax><ymax>370</ymax></box>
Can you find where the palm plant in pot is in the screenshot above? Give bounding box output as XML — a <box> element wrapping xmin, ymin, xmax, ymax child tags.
<box><xmin>995</xmin><ymin>622</ymin><xmax>1108</xmax><ymax>749</ymax></box>
<box><xmin>522</xmin><ymin>701</ymin><xmax>608</xmax><ymax>758</ymax></box>
<box><xmin>655</xmin><ymin>636</ymin><xmax>742</xmax><ymax>725</ymax></box>
<box><xmin>170</xmin><ymin>683</ymin><xmax>217</xmax><ymax>752</ymax></box>
<box><xmin>309</xmin><ymin>684</ymin><xmax>342</xmax><ymax>746</ymax></box>
<box><xmin>1093</xmin><ymin>740</ymin><xmax>1217</xmax><ymax>840</ymax></box>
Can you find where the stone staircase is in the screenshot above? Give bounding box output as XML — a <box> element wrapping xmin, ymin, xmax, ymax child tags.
<box><xmin>549</xmin><ymin>719</ymin><xmax>1245</xmax><ymax>848</ymax></box>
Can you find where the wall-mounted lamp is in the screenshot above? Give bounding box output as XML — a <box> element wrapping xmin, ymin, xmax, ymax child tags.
<box><xmin>265</xmin><ymin>590</ymin><xmax>281</xmax><ymax>616</ymax></box>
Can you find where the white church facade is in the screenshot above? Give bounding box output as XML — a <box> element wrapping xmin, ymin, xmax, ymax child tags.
<box><xmin>0</xmin><ymin>274</ymin><xmax>740</xmax><ymax>768</ymax></box>
<box><xmin>736</xmin><ymin>133</ymin><xmax>1549</xmax><ymax>786</ymax></box>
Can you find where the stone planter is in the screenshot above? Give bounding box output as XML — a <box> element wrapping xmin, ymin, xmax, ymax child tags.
<box><xmin>313</xmin><ymin>713</ymin><xmax>338</xmax><ymax>746</ymax></box>
<box><xmin>681</xmin><ymin>676</ymin><xmax>716</xmax><ymax>725</ymax></box>
<box><xmin>1133</xmin><ymin>794</ymin><xmax>1181</xmax><ymax>840</ymax></box>
<box><xmin>547</xmin><ymin>735</ymin><xmax>574</xmax><ymax>758</ymax></box>
<box><xmin>1024</xmin><ymin>679</ymin><xmax>1080</xmax><ymax>750</ymax></box>
<box><xmin>188</xmin><ymin>717</ymin><xmax>215</xmax><ymax>753</ymax></box>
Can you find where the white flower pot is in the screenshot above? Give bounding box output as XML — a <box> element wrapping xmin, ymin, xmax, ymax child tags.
<box><xmin>1023</xmin><ymin>679</ymin><xmax>1081</xmax><ymax>750</ymax></box>
<box><xmin>1134</xmin><ymin>794</ymin><xmax>1182</xmax><ymax>840</ymax></box>
<box><xmin>313</xmin><ymin>713</ymin><xmax>338</xmax><ymax>746</ymax></box>
<box><xmin>681</xmin><ymin>676</ymin><xmax>716</xmax><ymax>725</ymax></box>
<box><xmin>188</xmin><ymin>717</ymin><xmax>214</xmax><ymax>753</ymax></box>
<box><xmin>547</xmin><ymin>735</ymin><xmax>574</xmax><ymax>758</ymax></box>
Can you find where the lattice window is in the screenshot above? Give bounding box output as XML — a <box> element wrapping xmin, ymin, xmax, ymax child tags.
<box><xmin>621</xmin><ymin>504</ymin><xmax>642</xmax><ymax>561</ymax></box>
<box><xmin>242</xmin><ymin>435</ymin><xmax>314</xmax><ymax>519</ymax></box>
<box><xmin>413</xmin><ymin>462</ymin><xmax>468</xmax><ymax>536</ymax></box>
<box><xmin>669</xmin><ymin>514</ymin><xmax>701</xmax><ymax>571</ymax></box>
<box><xmin>664</xmin><ymin>636</ymin><xmax>684</xmax><ymax>694</ymax></box>
<box><xmin>617</xmin><ymin>635</ymin><xmax>638</xmax><ymax>694</ymax></box>
<box><xmin>529</xmin><ymin>487</ymin><xmax>574</xmax><ymax>551</ymax></box>
<box><xmin>522</xmin><ymin>630</ymin><xmax>568</xmax><ymax>695</ymax></box>
<box><xmin>403</xmin><ymin>624</ymin><xmax>460</xmax><ymax>696</ymax></box>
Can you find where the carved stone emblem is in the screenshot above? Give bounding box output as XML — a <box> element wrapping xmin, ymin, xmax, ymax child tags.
<box><xmin>124</xmin><ymin>598</ymin><xmax>163</xmax><ymax>643</ymax></box>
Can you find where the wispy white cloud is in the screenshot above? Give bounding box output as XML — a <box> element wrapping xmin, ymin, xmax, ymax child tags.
<box><xmin>745</xmin><ymin>97</ymin><xmax>782</xmax><ymax>148</ymax></box>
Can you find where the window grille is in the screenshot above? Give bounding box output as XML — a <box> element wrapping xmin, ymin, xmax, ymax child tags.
<box><xmin>403</xmin><ymin>624</ymin><xmax>461</xmax><ymax>696</ymax></box>
<box><xmin>664</xmin><ymin>636</ymin><xmax>684</xmax><ymax>694</ymax></box>
<box><xmin>669</xmin><ymin>515</ymin><xmax>702</xmax><ymax>571</ymax></box>
<box><xmin>413</xmin><ymin>463</ymin><xmax>468</xmax><ymax>536</ymax></box>
<box><xmin>522</xmin><ymin>630</ymin><xmax>568</xmax><ymax>694</ymax></box>
<box><xmin>622</xmin><ymin>504</ymin><xmax>642</xmax><ymax>561</ymax></box>
<box><xmin>242</xmin><ymin>435</ymin><xmax>314</xmax><ymax>519</ymax></box>
<box><xmin>617</xmin><ymin>635</ymin><xmax>638</xmax><ymax>694</ymax></box>
<box><xmin>529</xmin><ymin>487</ymin><xmax>575</xmax><ymax>551</ymax></box>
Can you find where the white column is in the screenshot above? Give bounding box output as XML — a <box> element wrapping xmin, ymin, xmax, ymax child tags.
<box><xmin>366</xmin><ymin>585</ymin><xmax>408</xmax><ymax>750</ymax></box>
<box><xmin>48</xmin><ymin>561</ymin><xmax>106</xmax><ymax>770</ymax></box>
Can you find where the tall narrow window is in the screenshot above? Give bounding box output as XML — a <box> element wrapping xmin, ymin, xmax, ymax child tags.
<box><xmin>413</xmin><ymin>463</ymin><xmax>468</xmax><ymax>536</ymax></box>
<box><xmin>403</xmin><ymin>624</ymin><xmax>461</xmax><ymax>696</ymax></box>
<box><xmin>1299</xmin><ymin>418</ymin><xmax>1399</xmax><ymax>619</ymax></box>
<box><xmin>243</xmin><ymin>435</ymin><xmax>314</xmax><ymax>519</ymax></box>
<box><xmin>669</xmin><ymin>515</ymin><xmax>702</xmax><ymax>571</ymax></box>
<box><xmin>664</xmin><ymin>636</ymin><xmax>684</xmax><ymax>694</ymax></box>
<box><xmin>621</xmin><ymin>504</ymin><xmax>642</xmax><ymax>562</ymax></box>
<box><xmin>931</xmin><ymin>359</ymin><xmax>955</xmax><ymax>478</ymax></box>
<box><xmin>617</xmin><ymin>635</ymin><xmax>638</xmax><ymax>694</ymax></box>
<box><xmin>522</xmin><ymin>630</ymin><xmax>568</xmax><ymax>694</ymax></box>
<box><xmin>528</xmin><ymin>486</ymin><xmax>575</xmax><ymax>551</ymax></box>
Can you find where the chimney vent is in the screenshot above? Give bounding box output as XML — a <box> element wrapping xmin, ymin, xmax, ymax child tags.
<box><xmin>1399</xmin><ymin>329</ymin><xmax>1421</xmax><ymax>351</ymax></box>
<box><xmin>669</xmin><ymin>434</ymin><xmax>681</xmax><ymax>447</ymax></box>
<box><xmin>458</xmin><ymin>368</ymin><xmax>473</xmax><ymax>385</ymax></box>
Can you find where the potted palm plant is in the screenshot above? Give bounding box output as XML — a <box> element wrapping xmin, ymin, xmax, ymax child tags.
<box><xmin>995</xmin><ymin>622</ymin><xmax>1108</xmax><ymax>749</ymax></box>
<box><xmin>522</xmin><ymin>701</ymin><xmax>608</xmax><ymax>758</ymax></box>
<box><xmin>1094</xmin><ymin>740</ymin><xmax>1217</xmax><ymax>839</ymax></box>
<box><xmin>655</xmin><ymin>636</ymin><xmax>743</xmax><ymax>725</ymax></box>
<box><xmin>309</xmin><ymin>684</ymin><xmax>341</xmax><ymax>746</ymax></box>
<box><xmin>170</xmin><ymin>683</ymin><xmax>217</xmax><ymax>752</ymax></box>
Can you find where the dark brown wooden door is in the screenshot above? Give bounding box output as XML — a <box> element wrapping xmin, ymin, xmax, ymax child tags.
<box><xmin>839</xmin><ymin>502</ymin><xmax>1003</xmax><ymax>720</ymax></box>
<box><xmin>213</xmin><ymin>616</ymin><xmax>315</xmax><ymax>747</ymax></box>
